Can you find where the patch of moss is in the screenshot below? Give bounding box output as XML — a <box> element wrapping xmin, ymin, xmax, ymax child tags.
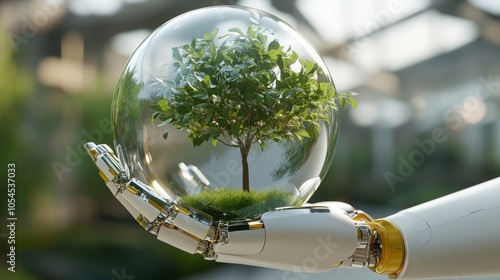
<box><xmin>181</xmin><ymin>188</ymin><xmax>297</xmax><ymax>221</ymax></box>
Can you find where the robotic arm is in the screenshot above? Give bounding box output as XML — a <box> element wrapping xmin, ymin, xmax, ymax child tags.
<box><xmin>84</xmin><ymin>142</ymin><xmax>500</xmax><ymax>279</ymax></box>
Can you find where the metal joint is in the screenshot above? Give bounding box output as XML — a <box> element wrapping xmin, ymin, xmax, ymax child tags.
<box><xmin>196</xmin><ymin>240</ymin><xmax>211</xmax><ymax>255</ymax></box>
<box><xmin>218</xmin><ymin>225</ymin><xmax>229</xmax><ymax>245</ymax></box>
<box><xmin>344</xmin><ymin>221</ymin><xmax>373</xmax><ymax>268</ymax></box>
<box><xmin>368</xmin><ymin>219</ymin><xmax>405</xmax><ymax>277</ymax></box>
<box><xmin>369</xmin><ymin>229</ymin><xmax>382</xmax><ymax>269</ymax></box>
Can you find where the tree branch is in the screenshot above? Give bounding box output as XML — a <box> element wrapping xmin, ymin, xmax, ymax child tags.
<box><xmin>218</xmin><ymin>138</ymin><xmax>239</xmax><ymax>148</ymax></box>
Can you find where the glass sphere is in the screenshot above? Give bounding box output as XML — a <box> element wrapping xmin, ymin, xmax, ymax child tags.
<box><xmin>112</xmin><ymin>6</ymin><xmax>339</xmax><ymax>220</ymax></box>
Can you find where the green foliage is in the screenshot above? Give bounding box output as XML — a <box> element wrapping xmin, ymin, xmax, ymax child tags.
<box><xmin>112</xmin><ymin>68</ymin><xmax>143</xmax><ymax>148</ymax></box>
<box><xmin>337</xmin><ymin>91</ymin><xmax>358</xmax><ymax>109</ymax></box>
<box><xmin>181</xmin><ymin>188</ymin><xmax>297</xmax><ymax>220</ymax></box>
<box><xmin>0</xmin><ymin>30</ymin><xmax>33</xmax><ymax>119</ymax></box>
<box><xmin>151</xmin><ymin>25</ymin><xmax>356</xmax><ymax>191</ymax></box>
<box><xmin>151</xmin><ymin>25</ymin><xmax>344</xmax><ymax>146</ymax></box>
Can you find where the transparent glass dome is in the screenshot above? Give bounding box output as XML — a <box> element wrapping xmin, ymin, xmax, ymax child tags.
<box><xmin>112</xmin><ymin>6</ymin><xmax>339</xmax><ymax>220</ymax></box>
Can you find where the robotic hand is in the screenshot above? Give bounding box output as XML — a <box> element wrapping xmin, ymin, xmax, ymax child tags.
<box><xmin>85</xmin><ymin>141</ymin><xmax>500</xmax><ymax>279</ymax></box>
<box><xmin>84</xmin><ymin>142</ymin><xmax>405</xmax><ymax>277</ymax></box>
<box><xmin>86</xmin><ymin>5</ymin><xmax>500</xmax><ymax>279</ymax></box>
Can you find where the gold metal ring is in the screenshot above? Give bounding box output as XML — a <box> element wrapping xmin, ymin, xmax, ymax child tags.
<box><xmin>369</xmin><ymin>219</ymin><xmax>405</xmax><ymax>277</ymax></box>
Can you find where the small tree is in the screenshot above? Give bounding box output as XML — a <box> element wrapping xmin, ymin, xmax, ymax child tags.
<box><xmin>152</xmin><ymin>25</ymin><xmax>356</xmax><ymax>192</ymax></box>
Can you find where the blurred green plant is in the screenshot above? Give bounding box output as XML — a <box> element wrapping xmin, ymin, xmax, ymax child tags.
<box><xmin>112</xmin><ymin>68</ymin><xmax>143</xmax><ymax>150</ymax></box>
<box><xmin>0</xmin><ymin>29</ymin><xmax>34</xmax><ymax>223</ymax></box>
<box><xmin>0</xmin><ymin>30</ymin><xmax>33</xmax><ymax>119</ymax></box>
<box><xmin>152</xmin><ymin>25</ymin><xmax>356</xmax><ymax>192</ymax></box>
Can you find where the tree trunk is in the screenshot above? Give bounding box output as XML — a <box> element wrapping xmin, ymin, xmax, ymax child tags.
<box><xmin>241</xmin><ymin>148</ymin><xmax>250</xmax><ymax>192</ymax></box>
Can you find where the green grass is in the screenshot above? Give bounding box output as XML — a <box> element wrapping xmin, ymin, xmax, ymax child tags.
<box><xmin>181</xmin><ymin>188</ymin><xmax>298</xmax><ymax>221</ymax></box>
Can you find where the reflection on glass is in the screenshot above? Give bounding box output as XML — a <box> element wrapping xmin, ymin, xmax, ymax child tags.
<box><xmin>112</xmin><ymin>6</ymin><xmax>340</xmax><ymax>220</ymax></box>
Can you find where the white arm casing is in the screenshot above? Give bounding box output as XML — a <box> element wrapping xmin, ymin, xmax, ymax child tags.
<box><xmin>386</xmin><ymin>177</ymin><xmax>500</xmax><ymax>279</ymax></box>
<box><xmin>213</xmin><ymin>207</ymin><xmax>359</xmax><ymax>272</ymax></box>
<box><xmin>85</xmin><ymin>141</ymin><xmax>500</xmax><ymax>279</ymax></box>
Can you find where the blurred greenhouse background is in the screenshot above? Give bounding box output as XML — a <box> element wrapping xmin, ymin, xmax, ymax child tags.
<box><xmin>1</xmin><ymin>0</ymin><xmax>500</xmax><ymax>279</ymax></box>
